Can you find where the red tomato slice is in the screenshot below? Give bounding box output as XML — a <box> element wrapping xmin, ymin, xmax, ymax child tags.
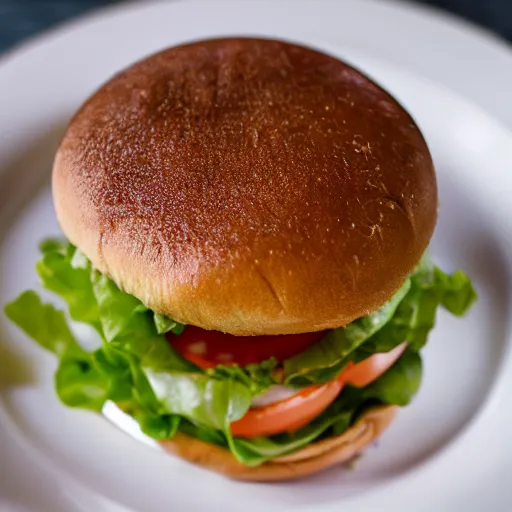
<box><xmin>168</xmin><ymin>326</ymin><xmax>325</xmax><ymax>368</ymax></box>
<box><xmin>169</xmin><ymin>325</ymin><xmax>407</xmax><ymax>438</ymax></box>
<box><xmin>230</xmin><ymin>342</ymin><xmax>407</xmax><ymax>438</ymax></box>
<box><xmin>230</xmin><ymin>378</ymin><xmax>345</xmax><ymax>438</ymax></box>
<box><xmin>341</xmin><ymin>342</ymin><xmax>408</xmax><ymax>387</ymax></box>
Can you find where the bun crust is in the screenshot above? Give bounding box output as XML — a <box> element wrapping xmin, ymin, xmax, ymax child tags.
<box><xmin>53</xmin><ymin>38</ymin><xmax>437</xmax><ymax>335</ymax></box>
<box><xmin>160</xmin><ymin>405</ymin><xmax>397</xmax><ymax>481</ymax></box>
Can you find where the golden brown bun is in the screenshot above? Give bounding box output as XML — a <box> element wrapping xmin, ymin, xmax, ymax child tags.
<box><xmin>53</xmin><ymin>38</ymin><xmax>437</xmax><ymax>335</ymax></box>
<box><xmin>160</xmin><ymin>405</ymin><xmax>396</xmax><ymax>481</ymax></box>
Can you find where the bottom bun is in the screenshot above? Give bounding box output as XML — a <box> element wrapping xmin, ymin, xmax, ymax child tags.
<box><xmin>160</xmin><ymin>405</ymin><xmax>397</xmax><ymax>482</ymax></box>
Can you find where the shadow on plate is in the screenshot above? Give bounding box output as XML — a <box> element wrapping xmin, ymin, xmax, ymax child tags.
<box><xmin>0</xmin><ymin>339</ymin><xmax>37</xmax><ymax>388</ymax></box>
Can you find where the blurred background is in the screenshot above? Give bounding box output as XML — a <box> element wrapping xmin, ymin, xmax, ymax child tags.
<box><xmin>0</xmin><ymin>0</ymin><xmax>511</xmax><ymax>54</ymax></box>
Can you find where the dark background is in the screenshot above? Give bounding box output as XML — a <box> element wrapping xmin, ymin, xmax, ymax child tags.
<box><xmin>0</xmin><ymin>0</ymin><xmax>511</xmax><ymax>53</ymax></box>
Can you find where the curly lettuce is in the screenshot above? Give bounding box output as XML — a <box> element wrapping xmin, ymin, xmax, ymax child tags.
<box><xmin>4</xmin><ymin>240</ymin><xmax>476</xmax><ymax>465</ymax></box>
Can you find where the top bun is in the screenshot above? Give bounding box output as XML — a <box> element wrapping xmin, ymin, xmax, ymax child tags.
<box><xmin>53</xmin><ymin>38</ymin><xmax>437</xmax><ymax>335</ymax></box>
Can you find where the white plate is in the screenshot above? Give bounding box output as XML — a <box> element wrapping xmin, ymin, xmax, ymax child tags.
<box><xmin>1</xmin><ymin>1</ymin><xmax>511</xmax><ymax>511</ymax></box>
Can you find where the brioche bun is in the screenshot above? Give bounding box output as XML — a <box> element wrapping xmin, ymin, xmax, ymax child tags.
<box><xmin>160</xmin><ymin>405</ymin><xmax>397</xmax><ymax>481</ymax></box>
<box><xmin>53</xmin><ymin>38</ymin><xmax>437</xmax><ymax>335</ymax></box>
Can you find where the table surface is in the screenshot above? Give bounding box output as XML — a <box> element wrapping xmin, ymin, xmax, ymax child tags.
<box><xmin>0</xmin><ymin>0</ymin><xmax>511</xmax><ymax>55</ymax></box>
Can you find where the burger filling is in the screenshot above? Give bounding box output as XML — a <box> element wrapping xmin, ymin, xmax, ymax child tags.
<box><xmin>4</xmin><ymin>239</ymin><xmax>476</xmax><ymax>466</ymax></box>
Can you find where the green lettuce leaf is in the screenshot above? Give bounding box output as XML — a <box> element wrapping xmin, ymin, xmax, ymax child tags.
<box><xmin>178</xmin><ymin>419</ymin><xmax>228</xmax><ymax>446</ymax></box>
<box><xmin>5</xmin><ymin>290</ymin><xmax>86</xmax><ymax>359</ymax></box>
<box><xmin>4</xmin><ymin>240</ymin><xmax>193</xmax><ymax>426</ymax></box>
<box><xmin>36</xmin><ymin>241</ymin><xmax>101</xmax><ymax>332</ymax></box>
<box><xmin>154</xmin><ymin>313</ymin><xmax>185</xmax><ymax>335</ymax></box>
<box><xmin>357</xmin><ymin>256</ymin><xmax>477</xmax><ymax>357</ymax></box>
<box><xmin>37</xmin><ymin>240</ymin><xmax>186</xmax><ymax>346</ymax></box>
<box><xmin>54</xmin><ymin>358</ymin><xmax>110</xmax><ymax>410</ymax></box>
<box><xmin>146</xmin><ymin>371</ymin><xmax>252</xmax><ymax>430</ymax></box>
<box><xmin>205</xmin><ymin>357</ymin><xmax>278</xmax><ymax>395</ymax></box>
<box><xmin>4</xmin><ymin>291</ymin><xmax>184</xmax><ymax>437</ymax></box>
<box><xmin>36</xmin><ymin>241</ymin><xmax>193</xmax><ymax>372</ymax></box>
<box><xmin>5</xmin><ymin>291</ymin><xmax>109</xmax><ymax>410</ymax></box>
<box><xmin>38</xmin><ymin>237</ymin><xmax>67</xmax><ymax>254</ymax></box>
<box><xmin>90</xmin><ymin>270</ymin><xmax>148</xmax><ymax>342</ymax></box>
<box><xmin>226</xmin><ymin>408</ymin><xmax>354</xmax><ymax>466</ymax></box>
<box><xmin>4</xmin><ymin>270</ymin><xmax>252</xmax><ymax>437</ymax></box>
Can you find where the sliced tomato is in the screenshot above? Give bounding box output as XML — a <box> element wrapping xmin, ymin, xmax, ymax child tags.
<box><xmin>230</xmin><ymin>378</ymin><xmax>344</xmax><ymax>438</ymax></box>
<box><xmin>341</xmin><ymin>342</ymin><xmax>408</xmax><ymax>387</ymax></box>
<box><xmin>168</xmin><ymin>326</ymin><xmax>325</xmax><ymax>369</ymax></box>
<box><xmin>169</xmin><ymin>324</ymin><xmax>407</xmax><ymax>438</ymax></box>
<box><xmin>230</xmin><ymin>342</ymin><xmax>407</xmax><ymax>438</ymax></box>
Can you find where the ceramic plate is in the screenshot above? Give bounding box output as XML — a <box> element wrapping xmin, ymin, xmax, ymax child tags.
<box><xmin>1</xmin><ymin>1</ymin><xmax>511</xmax><ymax>511</ymax></box>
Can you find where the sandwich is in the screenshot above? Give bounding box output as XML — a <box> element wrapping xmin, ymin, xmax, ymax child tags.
<box><xmin>4</xmin><ymin>38</ymin><xmax>476</xmax><ymax>481</ymax></box>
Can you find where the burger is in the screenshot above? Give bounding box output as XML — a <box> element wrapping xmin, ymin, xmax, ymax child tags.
<box><xmin>4</xmin><ymin>38</ymin><xmax>476</xmax><ymax>481</ymax></box>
